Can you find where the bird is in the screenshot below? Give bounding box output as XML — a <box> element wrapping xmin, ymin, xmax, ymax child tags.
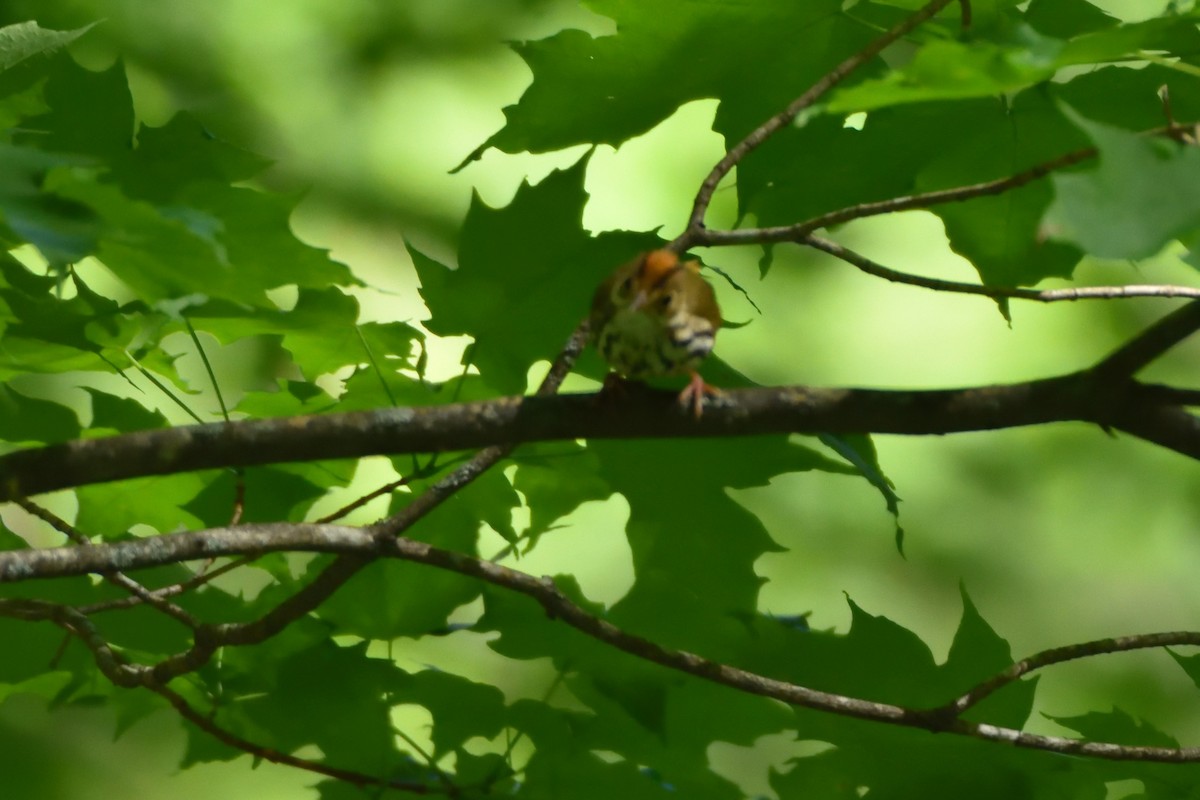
<box><xmin>589</xmin><ymin>249</ymin><xmax>721</xmax><ymax>417</ymax></box>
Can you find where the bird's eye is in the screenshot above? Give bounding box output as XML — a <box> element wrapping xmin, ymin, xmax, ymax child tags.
<box><xmin>657</xmin><ymin>294</ymin><xmax>672</xmax><ymax>311</ymax></box>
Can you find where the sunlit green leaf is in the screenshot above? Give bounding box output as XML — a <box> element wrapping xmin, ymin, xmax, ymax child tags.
<box><xmin>0</xmin><ymin>21</ymin><xmax>96</xmax><ymax>72</ymax></box>
<box><xmin>1046</xmin><ymin>106</ymin><xmax>1200</xmax><ymax>260</ymax></box>
<box><xmin>827</xmin><ymin>34</ymin><xmax>1061</xmax><ymax>112</ymax></box>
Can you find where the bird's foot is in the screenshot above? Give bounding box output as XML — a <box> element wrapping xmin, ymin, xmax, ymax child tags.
<box><xmin>678</xmin><ymin>371</ymin><xmax>721</xmax><ymax>419</ymax></box>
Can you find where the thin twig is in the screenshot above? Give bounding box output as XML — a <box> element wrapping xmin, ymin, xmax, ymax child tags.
<box><xmin>316</xmin><ymin>474</ymin><xmax>419</xmax><ymax>524</ymax></box>
<box><xmin>125</xmin><ymin>351</ymin><xmax>205</xmax><ymax>424</ymax></box>
<box><xmin>480</xmin><ymin>668</ymin><xmax>567</xmax><ymax>791</ymax></box>
<box><xmin>698</xmin><ymin>147</ymin><xmax>1098</xmax><ymax>247</ymax></box>
<box><xmin>184</xmin><ymin>316</ymin><xmax>230</xmax><ymax>422</ymax></box>
<box><xmin>0</xmin><ymin>600</ymin><xmax>391</xmax><ymax>789</ymax></box>
<box><xmin>228</xmin><ymin>476</ymin><xmax>245</xmax><ymax>526</ymax></box>
<box><xmin>183</xmin><ymin>316</ymin><xmax>246</xmax><ymax>528</ymax></box>
<box><xmin>76</xmin><ymin>556</ymin><xmax>251</xmax><ymax>615</ymax></box>
<box><xmin>0</xmin><ymin>599</ymin><xmax>147</xmax><ymax>686</ymax></box>
<box><xmin>675</xmin><ymin>0</ymin><xmax>968</xmax><ymax>248</ymax></box>
<box><xmin>357</xmin><ymin>326</ymin><xmax>399</xmax><ymax>408</ymax></box>
<box><xmin>694</xmin><ymin>122</ymin><xmax>1198</xmax><ymax>248</ymax></box>
<box><xmin>314</xmin><ymin>453</ymin><xmax>472</xmax><ymax>525</ymax></box>
<box><xmin>150</xmin><ymin>683</ymin><xmax>443</xmax><ymax>795</ymax></box>
<box><xmin>936</xmin><ymin>630</ymin><xmax>1200</xmax><ymax>717</ymax></box>
<box><xmin>370</xmin><ymin>320</ymin><xmax>589</xmax><ymax>538</ymax></box>
<box><xmin>393</xmin><ymin>726</ymin><xmax>454</xmax><ymax>794</ymax></box>
<box><xmin>143</xmin><ymin>321</ymin><xmax>593</xmax><ymax>682</ymax></box>
<box><xmin>15</xmin><ymin>499</ymin><xmax>199</xmax><ymax>628</ymax></box>
<box><xmin>803</xmin><ymin>234</ymin><xmax>1200</xmax><ymax>302</ymax></box>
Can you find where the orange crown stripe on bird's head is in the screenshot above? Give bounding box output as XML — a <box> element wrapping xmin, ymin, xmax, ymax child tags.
<box><xmin>639</xmin><ymin>249</ymin><xmax>682</xmax><ymax>289</ymax></box>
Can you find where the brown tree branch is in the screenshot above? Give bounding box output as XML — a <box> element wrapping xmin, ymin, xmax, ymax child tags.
<box><xmin>19</xmin><ymin>0</ymin><xmax>1200</xmax><ymax>787</ymax></box>
<box><xmin>3</xmin><ymin>359</ymin><xmax>1200</xmax><ymax>504</ymax></box>
<box><xmin>7</xmin><ymin>526</ymin><xmax>1200</xmax><ymax>764</ymax></box>
<box><xmin>144</xmin><ymin>322</ymin><xmax>592</xmax><ymax>682</ymax></box>
<box><xmin>75</xmin><ymin>556</ymin><xmax>248</xmax><ymax>615</ymax></box>
<box><xmin>675</xmin><ymin>0</ymin><xmax>970</xmax><ymax>249</ymax></box>
<box><xmin>0</xmin><ymin>599</ymin><xmax>146</xmax><ymax>687</ymax></box>
<box><xmin>1103</xmin><ymin>401</ymin><xmax>1200</xmax><ymax>456</ymax></box>
<box><xmin>693</xmin><ymin>122</ymin><xmax>1198</xmax><ymax>249</ymax></box>
<box><xmin>14</xmin><ymin>499</ymin><xmax>199</xmax><ymax>628</ymax></box>
<box><xmin>1092</xmin><ymin>301</ymin><xmax>1200</xmax><ymax>378</ymax></box>
<box><xmin>697</xmin><ymin>146</ymin><xmax>1099</xmax><ymax>248</ymax></box>
<box><xmin>937</xmin><ymin>631</ymin><xmax>1200</xmax><ymax>718</ymax></box>
<box><xmin>0</xmin><ymin>597</ymin><xmax>438</xmax><ymax>794</ymax></box>
<box><xmin>151</xmin><ymin>684</ymin><xmax>442</xmax><ymax>795</ymax></box>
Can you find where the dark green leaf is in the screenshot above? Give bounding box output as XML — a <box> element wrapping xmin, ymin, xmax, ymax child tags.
<box><xmin>316</xmin><ymin>470</ymin><xmax>516</xmax><ymax>638</ymax></box>
<box><xmin>85</xmin><ymin>389</ymin><xmax>168</xmax><ymax>433</ymax></box>
<box><xmin>0</xmin><ymin>146</ymin><xmax>99</xmax><ymax>266</ymax></box>
<box><xmin>112</xmin><ymin>112</ymin><xmax>271</xmax><ymax>201</ymax></box>
<box><xmin>939</xmin><ymin>587</ymin><xmax>1034</xmax><ymax>727</ymax></box>
<box><xmin>75</xmin><ymin>473</ymin><xmax>208</xmax><ymax>536</ymax></box>
<box><xmin>227</xmin><ymin>639</ymin><xmax>421</xmax><ymax>775</ymax></box>
<box><xmin>1171</xmin><ymin>649</ymin><xmax>1200</xmax><ymax>691</ymax></box>
<box><xmin>470</xmin><ymin>1</ymin><xmax>871</xmax><ymax>160</ymax></box>
<box><xmin>1024</xmin><ymin>0</ymin><xmax>1114</xmax><ymax>39</ymax></box>
<box><xmin>1048</xmin><ymin>706</ymin><xmax>1178</xmax><ymax>749</ymax></box>
<box><xmin>0</xmin><ymin>381</ymin><xmax>79</xmax><ymax>443</ymax></box>
<box><xmin>513</xmin><ymin>442</ymin><xmax>612</xmax><ymax>548</ymax></box>
<box><xmin>406</xmin><ymin>669</ymin><xmax>506</xmax><ymax>757</ymax></box>
<box><xmin>19</xmin><ymin>58</ymin><xmax>132</xmax><ymax>161</ymax></box>
<box><xmin>414</xmin><ymin>156</ymin><xmax>656</xmax><ymax>393</ymax></box>
<box><xmin>592</xmin><ymin>437</ymin><xmax>832</xmax><ymax>654</ymax></box>
<box><xmin>182</xmin><ymin>467</ymin><xmax>327</xmax><ymax>527</ymax></box>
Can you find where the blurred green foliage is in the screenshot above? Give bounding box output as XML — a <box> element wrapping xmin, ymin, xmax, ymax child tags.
<box><xmin>1</xmin><ymin>1</ymin><xmax>1200</xmax><ymax>798</ymax></box>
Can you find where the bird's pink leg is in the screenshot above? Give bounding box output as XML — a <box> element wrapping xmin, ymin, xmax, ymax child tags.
<box><xmin>677</xmin><ymin>371</ymin><xmax>720</xmax><ymax>419</ymax></box>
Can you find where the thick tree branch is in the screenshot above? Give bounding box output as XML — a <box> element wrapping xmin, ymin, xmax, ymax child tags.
<box><xmin>1103</xmin><ymin>401</ymin><xmax>1200</xmax><ymax>456</ymax></box>
<box><xmin>0</xmin><ymin>523</ymin><xmax>382</xmax><ymax>582</ymax></box>
<box><xmin>144</xmin><ymin>322</ymin><xmax>593</xmax><ymax>679</ymax></box>
<box><xmin>14</xmin><ymin>499</ymin><xmax>199</xmax><ymax>628</ymax></box>
<box><xmin>3</xmin><ymin>363</ymin><xmax>1199</xmax><ymax>502</ymax></box>
<box><xmin>1092</xmin><ymin>300</ymin><xmax>1200</xmax><ymax>378</ymax></box>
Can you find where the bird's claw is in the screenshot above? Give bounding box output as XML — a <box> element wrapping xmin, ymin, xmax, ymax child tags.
<box><xmin>678</xmin><ymin>371</ymin><xmax>721</xmax><ymax>419</ymax></box>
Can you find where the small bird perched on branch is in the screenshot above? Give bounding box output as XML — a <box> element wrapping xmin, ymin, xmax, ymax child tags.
<box><xmin>589</xmin><ymin>249</ymin><xmax>721</xmax><ymax>417</ymax></box>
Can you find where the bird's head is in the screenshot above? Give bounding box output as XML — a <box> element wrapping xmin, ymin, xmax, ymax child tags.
<box><xmin>610</xmin><ymin>249</ymin><xmax>688</xmax><ymax>319</ymax></box>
